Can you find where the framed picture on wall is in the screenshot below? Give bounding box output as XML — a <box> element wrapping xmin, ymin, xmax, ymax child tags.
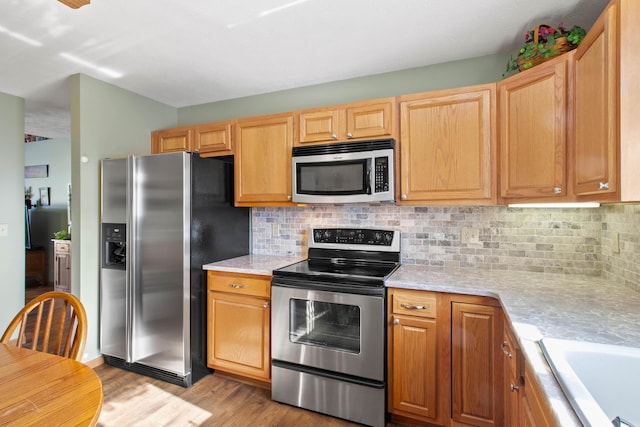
<box><xmin>39</xmin><ymin>187</ymin><xmax>50</xmax><ymax>206</ymax></box>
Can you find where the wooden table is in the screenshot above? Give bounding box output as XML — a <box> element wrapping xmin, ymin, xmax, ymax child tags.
<box><xmin>0</xmin><ymin>344</ymin><xmax>103</xmax><ymax>426</ymax></box>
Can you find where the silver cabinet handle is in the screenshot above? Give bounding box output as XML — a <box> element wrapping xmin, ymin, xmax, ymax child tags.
<box><xmin>229</xmin><ymin>283</ymin><xmax>245</xmax><ymax>289</ymax></box>
<box><xmin>263</xmin><ymin>302</ymin><xmax>270</xmax><ymax>308</ymax></box>
<box><xmin>393</xmin><ymin>318</ymin><xmax>400</xmax><ymax>325</ymax></box>
<box><xmin>346</xmin><ymin>132</ymin><xmax>353</xmax><ymax>138</ymax></box>
<box><xmin>400</xmin><ymin>303</ymin><xmax>426</xmax><ymax>310</ymax></box>
<box><xmin>510</xmin><ymin>383</ymin><xmax>519</xmax><ymax>392</ymax></box>
<box><xmin>401</xmin><ymin>194</ymin><xmax>407</xmax><ymax>200</ymax></box>
<box><xmin>331</xmin><ymin>134</ymin><xmax>337</xmax><ymax>139</ymax></box>
<box><xmin>599</xmin><ymin>181</ymin><xmax>609</xmax><ymax>190</ymax></box>
<box><xmin>553</xmin><ymin>187</ymin><xmax>562</xmax><ymax>194</ymax></box>
<box><xmin>501</xmin><ymin>341</ymin><xmax>512</xmax><ymax>358</ymax></box>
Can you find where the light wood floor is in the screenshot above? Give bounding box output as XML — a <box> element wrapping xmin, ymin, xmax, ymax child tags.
<box><xmin>94</xmin><ymin>364</ymin><xmax>406</xmax><ymax>427</ymax></box>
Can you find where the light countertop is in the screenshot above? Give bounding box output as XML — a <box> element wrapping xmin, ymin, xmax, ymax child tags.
<box><xmin>203</xmin><ymin>254</ymin><xmax>301</xmax><ymax>276</ymax></box>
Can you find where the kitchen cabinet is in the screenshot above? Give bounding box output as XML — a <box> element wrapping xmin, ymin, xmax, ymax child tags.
<box><xmin>574</xmin><ymin>1</ymin><xmax>618</xmax><ymax>200</ymax></box>
<box><xmin>296</xmin><ymin>97</ymin><xmax>396</xmax><ymax>145</ymax></box>
<box><xmin>387</xmin><ymin>288</ymin><xmax>449</xmax><ymax>426</ymax></box>
<box><xmin>398</xmin><ymin>84</ymin><xmax>496</xmax><ymax>205</ymax></box>
<box><xmin>152</xmin><ymin>121</ymin><xmax>234</xmax><ymax>156</ymax></box>
<box><xmin>498</xmin><ymin>53</ymin><xmax>573</xmax><ymax>203</ymax></box>
<box><xmin>207</xmin><ymin>271</ymin><xmax>271</xmax><ymax>382</ymax></box>
<box><xmin>502</xmin><ymin>321</ymin><xmax>523</xmax><ymax>427</ymax></box>
<box><xmin>53</xmin><ymin>239</ymin><xmax>71</xmax><ymax>292</ymax></box>
<box><xmin>520</xmin><ymin>359</ymin><xmax>556</xmax><ymax>427</ymax></box>
<box><xmin>234</xmin><ymin>112</ymin><xmax>294</xmax><ymax>206</ymax></box>
<box><xmin>151</xmin><ymin>126</ymin><xmax>193</xmax><ymax>154</ymax></box>
<box><xmin>451</xmin><ymin>297</ymin><xmax>503</xmax><ymax>427</ymax></box>
<box><xmin>193</xmin><ymin>121</ymin><xmax>234</xmax><ymax>156</ymax></box>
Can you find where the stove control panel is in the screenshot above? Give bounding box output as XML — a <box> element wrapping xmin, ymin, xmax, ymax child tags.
<box><xmin>312</xmin><ymin>228</ymin><xmax>396</xmax><ymax>246</ymax></box>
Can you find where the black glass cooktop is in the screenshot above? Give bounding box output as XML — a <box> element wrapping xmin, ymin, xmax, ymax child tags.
<box><xmin>274</xmin><ymin>258</ymin><xmax>400</xmax><ymax>284</ymax></box>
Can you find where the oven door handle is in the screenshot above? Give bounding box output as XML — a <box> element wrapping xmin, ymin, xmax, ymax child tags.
<box><xmin>271</xmin><ymin>276</ymin><xmax>385</xmax><ymax>297</ymax></box>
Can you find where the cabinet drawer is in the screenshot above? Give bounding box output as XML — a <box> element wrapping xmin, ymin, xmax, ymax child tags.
<box><xmin>391</xmin><ymin>289</ymin><xmax>437</xmax><ymax>318</ymax></box>
<box><xmin>207</xmin><ymin>271</ymin><xmax>271</xmax><ymax>298</ymax></box>
<box><xmin>55</xmin><ymin>242</ymin><xmax>71</xmax><ymax>253</ymax></box>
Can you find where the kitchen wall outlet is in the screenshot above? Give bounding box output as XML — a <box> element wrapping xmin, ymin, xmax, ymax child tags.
<box><xmin>0</xmin><ymin>224</ymin><xmax>7</xmax><ymax>237</ymax></box>
<box><xmin>611</xmin><ymin>231</ymin><xmax>620</xmax><ymax>254</ymax></box>
<box><xmin>272</xmin><ymin>223</ymin><xmax>280</xmax><ymax>237</ymax></box>
<box><xmin>461</xmin><ymin>227</ymin><xmax>479</xmax><ymax>244</ymax></box>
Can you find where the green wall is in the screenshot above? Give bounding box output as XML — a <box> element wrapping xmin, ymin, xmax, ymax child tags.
<box><xmin>178</xmin><ymin>52</ymin><xmax>510</xmax><ymax>125</ymax></box>
<box><xmin>69</xmin><ymin>74</ymin><xmax>177</xmax><ymax>360</ymax></box>
<box><xmin>0</xmin><ymin>92</ymin><xmax>26</xmax><ymax>332</ymax></box>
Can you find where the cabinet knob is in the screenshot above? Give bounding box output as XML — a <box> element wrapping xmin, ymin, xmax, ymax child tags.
<box><xmin>393</xmin><ymin>318</ymin><xmax>400</xmax><ymax>325</ymax></box>
<box><xmin>331</xmin><ymin>134</ymin><xmax>337</xmax><ymax>139</ymax></box>
<box><xmin>553</xmin><ymin>187</ymin><xmax>562</xmax><ymax>194</ymax></box>
<box><xmin>510</xmin><ymin>383</ymin><xmax>519</xmax><ymax>392</ymax></box>
<box><xmin>598</xmin><ymin>181</ymin><xmax>609</xmax><ymax>190</ymax></box>
<box><xmin>401</xmin><ymin>194</ymin><xmax>407</xmax><ymax>200</ymax></box>
<box><xmin>263</xmin><ymin>302</ymin><xmax>270</xmax><ymax>308</ymax></box>
<box><xmin>287</xmin><ymin>195</ymin><xmax>292</xmax><ymax>201</ymax></box>
<box><xmin>229</xmin><ymin>283</ymin><xmax>245</xmax><ymax>289</ymax></box>
<box><xmin>346</xmin><ymin>132</ymin><xmax>353</xmax><ymax>138</ymax></box>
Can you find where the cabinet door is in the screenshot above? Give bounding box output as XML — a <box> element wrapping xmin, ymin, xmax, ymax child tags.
<box><xmin>399</xmin><ymin>85</ymin><xmax>496</xmax><ymax>204</ymax></box>
<box><xmin>194</xmin><ymin>121</ymin><xmax>233</xmax><ymax>156</ymax></box>
<box><xmin>345</xmin><ymin>99</ymin><xmax>395</xmax><ymax>140</ymax></box>
<box><xmin>151</xmin><ymin>127</ymin><xmax>194</xmax><ymax>154</ymax></box>
<box><xmin>54</xmin><ymin>252</ymin><xmax>71</xmax><ymax>292</ymax></box>
<box><xmin>574</xmin><ymin>3</ymin><xmax>618</xmax><ymax>198</ymax></box>
<box><xmin>234</xmin><ymin>113</ymin><xmax>294</xmax><ymax>205</ymax></box>
<box><xmin>502</xmin><ymin>325</ymin><xmax>522</xmax><ymax>427</ymax></box>
<box><xmin>498</xmin><ymin>55</ymin><xmax>570</xmax><ymax>201</ymax></box>
<box><xmin>451</xmin><ymin>302</ymin><xmax>503</xmax><ymax>427</ymax></box>
<box><xmin>207</xmin><ymin>291</ymin><xmax>270</xmax><ymax>380</ymax></box>
<box><xmin>298</xmin><ymin>109</ymin><xmax>341</xmax><ymax>144</ymax></box>
<box><xmin>391</xmin><ymin>314</ymin><xmax>438</xmax><ymax>421</ymax></box>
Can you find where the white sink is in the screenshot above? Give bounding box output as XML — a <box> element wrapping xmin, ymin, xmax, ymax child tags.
<box><xmin>540</xmin><ymin>338</ymin><xmax>640</xmax><ymax>427</ymax></box>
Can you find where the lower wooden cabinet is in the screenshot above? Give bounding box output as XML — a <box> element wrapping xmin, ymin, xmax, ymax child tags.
<box><xmin>451</xmin><ymin>298</ymin><xmax>504</xmax><ymax>427</ymax></box>
<box><xmin>207</xmin><ymin>271</ymin><xmax>271</xmax><ymax>381</ymax></box>
<box><xmin>388</xmin><ymin>289</ymin><xmax>448</xmax><ymax>425</ymax></box>
<box><xmin>53</xmin><ymin>239</ymin><xmax>71</xmax><ymax>292</ymax></box>
<box><xmin>502</xmin><ymin>321</ymin><xmax>523</xmax><ymax>427</ymax></box>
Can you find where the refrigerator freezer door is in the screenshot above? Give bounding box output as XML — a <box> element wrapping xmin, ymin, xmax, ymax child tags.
<box><xmin>100</xmin><ymin>158</ymin><xmax>128</xmax><ymax>360</ymax></box>
<box><xmin>131</xmin><ymin>152</ymin><xmax>190</xmax><ymax>376</ymax></box>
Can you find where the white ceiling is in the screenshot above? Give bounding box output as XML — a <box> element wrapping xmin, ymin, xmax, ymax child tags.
<box><xmin>2</xmin><ymin>0</ymin><xmax>607</xmax><ymax>138</ymax></box>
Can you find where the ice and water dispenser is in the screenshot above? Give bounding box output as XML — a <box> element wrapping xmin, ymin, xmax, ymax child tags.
<box><xmin>102</xmin><ymin>223</ymin><xmax>126</xmax><ymax>269</ymax></box>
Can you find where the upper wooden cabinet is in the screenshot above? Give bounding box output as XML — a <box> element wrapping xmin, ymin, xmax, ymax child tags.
<box><xmin>152</xmin><ymin>121</ymin><xmax>233</xmax><ymax>156</ymax></box>
<box><xmin>498</xmin><ymin>53</ymin><xmax>573</xmax><ymax>202</ymax></box>
<box><xmin>574</xmin><ymin>2</ymin><xmax>619</xmax><ymax>199</ymax></box>
<box><xmin>151</xmin><ymin>127</ymin><xmax>193</xmax><ymax>154</ymax></box>
<box><xmin>296</xmin><ymin>98</ymin><xmax>397</xmax><ymax>145</ymax></box>
<box><xmin>398</xmin><ymin>84</ymin><xmax>497</xmax><ymax>205</ymax></box>
<box><xmin>234</xmin><ymin>112</ymin><xmax>294</xmax><ymax>206</ymax></box>
<box><xmin>194</xmin><ymin>121</ymin><xmax>233</xmax><ymax>156</ymax></box>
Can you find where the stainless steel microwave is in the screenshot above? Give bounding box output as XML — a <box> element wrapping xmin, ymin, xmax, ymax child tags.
<box><xmin>292</xmin><ymin>139</ymin><xmax>395</xmax><ymax>204</ymax></box>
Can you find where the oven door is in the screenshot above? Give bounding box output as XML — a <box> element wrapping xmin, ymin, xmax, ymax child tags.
<box><xmin>271</xmin><ymin>280</ymin><xmax>385</xmax><ymax>381</ymax></box>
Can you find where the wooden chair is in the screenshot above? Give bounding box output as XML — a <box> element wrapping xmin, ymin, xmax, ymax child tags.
<box><xmin>1</xmin><ymin>291</ymin><xmax>87</xmax><ymax>362</ymax></box>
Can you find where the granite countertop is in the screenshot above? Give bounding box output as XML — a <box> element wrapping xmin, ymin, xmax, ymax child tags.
<box><xmin>387</xmin><ymin>265</ymin><xmax>640</xmax><ymax>426</ymax></box>
<box><xmin>202</xmin><ymin>254</ymin><xmax>302</xmax><ymax>276</ymax></box>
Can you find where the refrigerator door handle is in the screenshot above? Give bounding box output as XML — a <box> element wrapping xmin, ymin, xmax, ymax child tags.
<box><xmin>126</xmin><ymin>155</ymin><xmax>135</xmax><ymax>363</ymax></box>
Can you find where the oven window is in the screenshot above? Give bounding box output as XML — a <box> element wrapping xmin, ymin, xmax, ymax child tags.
<box><xmin>289</xmin><ymin>298</ymin><xmax>361</xmax><ymax>354</ymax></box>
<box><xmin>296</xmin><ymin>160</ymin><xmax>369</xmax><ymax>195</ymax></box>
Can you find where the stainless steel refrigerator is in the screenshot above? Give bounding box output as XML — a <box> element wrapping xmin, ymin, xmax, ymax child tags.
<box><xmin>99</xmin><ymin>152</ymin><xmax>250</xmax><ymax>386</ymax></box>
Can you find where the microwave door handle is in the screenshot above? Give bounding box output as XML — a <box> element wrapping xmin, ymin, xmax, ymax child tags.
<box><xmin>366</xmin><ymin>161</ymin><xmax>372</xmax><ymax>194</ymax></box>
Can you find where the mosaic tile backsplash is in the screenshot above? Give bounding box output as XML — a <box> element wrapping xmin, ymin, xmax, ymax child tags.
<box><xmin>252</xmin><ymin>203</ymin><xmax>640</xmax><ymax>289</ymax></box>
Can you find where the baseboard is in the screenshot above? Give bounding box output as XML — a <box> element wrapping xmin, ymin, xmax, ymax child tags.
<box><xmin>85</xmin><ymin>355</ymin><xmax>105</xmax><ymax>368</ymax></box>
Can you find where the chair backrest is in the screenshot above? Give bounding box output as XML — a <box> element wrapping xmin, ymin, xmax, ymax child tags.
<box><xmin>1</xmin><ymin>291</ymin><xmax>87</xmax><ymax>362</ymax></box>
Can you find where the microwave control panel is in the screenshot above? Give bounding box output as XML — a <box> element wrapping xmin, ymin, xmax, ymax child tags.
<box><xmin>374</xmin><ymin>157</ymin><xmax>389</xmax><ymax>193</ymax></box>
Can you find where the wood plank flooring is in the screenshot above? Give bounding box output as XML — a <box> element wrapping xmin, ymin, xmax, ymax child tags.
<box><xmin>94</xmin><ymin>364</ymin><xmax>405</xmax><ymax>427</ymax></box>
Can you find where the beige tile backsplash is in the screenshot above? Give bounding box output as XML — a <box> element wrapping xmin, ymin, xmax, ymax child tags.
<box><xmin>252</xmin><ymin>203</ymin><xmax>640</xmax><ymax>289</ymax></box>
